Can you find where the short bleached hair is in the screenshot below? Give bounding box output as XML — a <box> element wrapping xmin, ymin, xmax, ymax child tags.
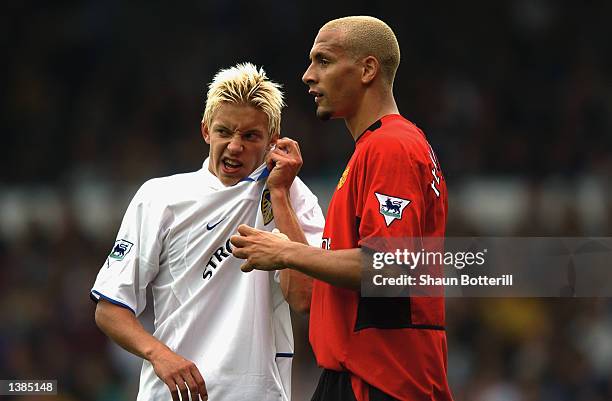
<box><xmin>202</xmin><ymin>62</ymin><xmax>285</xmax><ymax>137</ymax></box>
<box><xmin>322</xmin><ymin>16</ymin><xmax>400</xmax><ymax>85</ymax></box>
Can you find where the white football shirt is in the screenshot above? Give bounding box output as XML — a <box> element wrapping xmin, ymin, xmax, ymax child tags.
<box><xmin>91</xmin><ymin>159</ymin><xmax>325</xmax><ymax>401</ymax></box>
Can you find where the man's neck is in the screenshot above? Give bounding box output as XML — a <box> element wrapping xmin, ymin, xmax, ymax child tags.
<box><xmin>345</xmin><ymin>90</ymin><xmax>399</xmax><ymax>141</ymax></box>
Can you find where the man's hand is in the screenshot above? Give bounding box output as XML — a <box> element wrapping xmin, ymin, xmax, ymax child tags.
<box><xmin>149</xmin><ymin>347</ymin><xmax>208</xmax><ymax>401</ymax></box>
<box><xmin>231</xmin><ymin>225</ymin><xmax>292</xmax><ymax>272</ymax></box>
<box><xmin>95</xmin><ymin>301</ymin><xmax>208</xmax><ymax>400</ymax></box>
<box><xmin>266</xmin><ymin>137</ymin><xmax>302</xmax><ymax>194</ymax></box>
<box><xmin>231</xmin><ymin>225</ymin><xmax>362</xmax><ymax>290</ymax></box>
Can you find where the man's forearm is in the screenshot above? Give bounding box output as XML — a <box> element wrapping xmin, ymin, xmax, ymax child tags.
<box><xmin>281</xmin><ymin>244</ymin><xmax>363</xmax><ymax>291</ymax></box>
<box><xmin>95</xmin><ymin>299</ymin><xmax>208</xmax><ymax>399</ymax></box>
<box><xmin>270</xmin><ymin>190</ymin><xmax>313</xmax><ymax>312</ymax></box>
<box><xmin>270</xmin><ymin>190</ymin><xmax>308</xmax><ymax>244</ymax></box>
<box><xmin>95</xmin><ymin>300</ymin><xmax>169</xmax><ymax>362</ymax></box>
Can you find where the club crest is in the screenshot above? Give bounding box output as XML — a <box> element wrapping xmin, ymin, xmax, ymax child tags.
<box><xmin>337</xmin><ymin>166</ymin><xmax>350</xmax><ymax>190</ymax></box>
<box><xmin>261</xmin><ymin>188</ymin><xmax>274</xmax><ymax>225</ymax></box>
<box><xmin>374</xmin><ymin>193</ymin><xmax>411</xmax><ymax>226</ymax></box>
<box><xmin>109</xmin><ymin>239</ymin><xmax>134</xmax><ymax>260</ymax></box>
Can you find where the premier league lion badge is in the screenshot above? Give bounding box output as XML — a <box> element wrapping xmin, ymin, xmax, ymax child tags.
<box><xmin>261</xmin><ymin>189</ymin><xmax>274</xmax><ymax>225</ymax></box>
<box><xmin>109</xmin><ymin>239</ymin><xmax>134</xmax><ymax>261</ymax></box>
<box><xmin>374</xmin><ymin>192</ymin><xmax>410</xmax><ymax>226</ymax></box>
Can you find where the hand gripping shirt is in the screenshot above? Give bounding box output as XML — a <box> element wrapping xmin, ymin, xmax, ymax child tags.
<box><xmin>309</xmin><ymin>115</ymin><xmax>453</xmax><ymax>401</ymax></box>
<box><xmin>91</xmin><ymin>159</ymin><xmax>325</xmax><ymax>401</ymax></box>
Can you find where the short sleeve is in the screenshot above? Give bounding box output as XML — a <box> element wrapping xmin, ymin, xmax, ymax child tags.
<box><xmin>290</xmin><ymin>178</ymin><xmax>326</xmax><ymax>247</ymax></box>
<box><xmin>357</xmin><ymin>139</ymin><xmax>427</xmax><ymax>249</ymax></box>
<box><xmin>90</xmin><ymin>181</ymin><xmax>163</xmax><ymax>316</ymax></box>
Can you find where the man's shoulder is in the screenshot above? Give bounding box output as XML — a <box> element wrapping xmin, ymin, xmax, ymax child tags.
<box><xmin>378</xmin><ymin>115</ymin><xmax>426</xmax><ymax>144</ymax></box>
<box><xmin>135</xmin><ymin>170</ymin><xmax>205</xmax><ymax>206</ymax></box>
<box><xmin>364</xmin><ymin>116</ymin><xmax>431</xmax><ymax>160</ymax></box>
<box><xmin>289</xmin><ymin>176</ymin><xmax>320</xmax><ymax>205</ymax></box>
<box><xmin>289</xmin><ymin>176</ymin><xmax>310</xmax><ymax>192</ymax></box>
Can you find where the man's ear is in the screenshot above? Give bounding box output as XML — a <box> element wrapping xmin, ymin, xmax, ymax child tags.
<box><xmin>361</xmin><ymin>56</ymin><xmax>379</xmax><ymax>84</ymax></box>
<box><xmin>269</xmin><ymin>133</ymin><xmax>279</xmax><ymax>149</ymax></box>
<box><xmin>201</xmin><ymin>121</ymin><xmax>211</xmax><ymax>144</ymax></box>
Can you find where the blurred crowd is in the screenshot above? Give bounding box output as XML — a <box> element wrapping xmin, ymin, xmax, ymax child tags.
<box><xmin>5</xmin><ymin>0</ymin><xmax>612</xmax><ymax>184</ymax></box>
<box><xmin>2</xmin><ymin>1</ymin><xmax>611</xmax><ymax>400</ymax></box>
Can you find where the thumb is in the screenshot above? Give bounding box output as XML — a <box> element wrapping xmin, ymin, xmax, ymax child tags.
<box><xmin>272</xmin><ymin>228</ymin><xmax>289</xmax><ymax>241</ymax></box>
<box><xmin>241</xmin><ymin>262</ymin><xmax>254</xmax><ymax>272</ymax></box>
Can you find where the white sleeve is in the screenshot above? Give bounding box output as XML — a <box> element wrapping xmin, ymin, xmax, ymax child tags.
<box><xmin>289</xmin><ymin>177</ymin><xmax>325</xmax><ymax>247</ymax></box>
<box><xmin>271</xmin><ymin>178</ymin><xmax>324</xmax><ymax>284</ymax></box>
<box><xmin>90</xmin><ymin>181</ymin><xmax>164</xmax><ymax>316</ymax></box>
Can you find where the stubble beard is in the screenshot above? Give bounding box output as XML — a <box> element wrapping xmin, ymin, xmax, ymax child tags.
<box><xmin>316</xmin><ymin>107</ymin><xmax>332</xmax><ymax>121</ymax></box>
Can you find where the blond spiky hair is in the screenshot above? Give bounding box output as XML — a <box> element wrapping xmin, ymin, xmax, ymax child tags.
<box><xmin>322</xmin><ymin>16</ymin><xmax>400</xmax><ymax>84</ymax></box>
<box><xmin>202</xmin><ymin>62</ymin><xmax>285</xmax><ymax>137</ymax></box>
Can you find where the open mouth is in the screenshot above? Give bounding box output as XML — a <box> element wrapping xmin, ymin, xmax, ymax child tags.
<box><xmin>222</xmin><ymin>158</ymin><xmax>243</xmax><ymax>173</ymax></box>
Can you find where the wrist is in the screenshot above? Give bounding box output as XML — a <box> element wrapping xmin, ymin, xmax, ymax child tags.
<box><xmin>143</xmin><ymin>342</ymin><xmax>169</xmax><ymax>362</ymax></box>
<box><xmin>269</xmin><ymin>188</ymin><xmax>291</xmax><ymax>202</ymax></box>
<box><xmin>278</xmin><ymin>241</ymin><xmax>301</xmax><ymax>270</ymax></box>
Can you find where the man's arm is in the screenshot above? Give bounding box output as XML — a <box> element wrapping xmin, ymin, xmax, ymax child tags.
<box><xmin>231</xmin><ymin>225</ymin><xmax>363</xmax><ymax>291</ymax></box>
<box><xmin>94</xmin><ymin>300</ymin><xmax>207</xmax><ymax>401</ymax></box>
<box><xmin>269</xmin><ymin>190</ymin><xmax>313</xmax><ymax>312</ymax></box>
<box><xmin>278</xmin><ymin>241</ymin><xmax>362</xmax><ymax>290</ymax></box>
<box><xmin>266</xmin><ymin>137</ymin><xmax>316</xmax><ymax>313</ymax></box>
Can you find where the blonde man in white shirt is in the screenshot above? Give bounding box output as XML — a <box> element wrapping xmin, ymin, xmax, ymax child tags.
<box><xmin>91</xmin><ymin>62</ymin><xmax>325</xmax><ymax>401</ymax></box>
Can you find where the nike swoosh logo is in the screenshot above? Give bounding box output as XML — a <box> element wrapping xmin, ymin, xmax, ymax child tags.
<box><xmin>206</xmin><ymin>218</ymin><xmax>225</xmax><ymax>231</ymax></box>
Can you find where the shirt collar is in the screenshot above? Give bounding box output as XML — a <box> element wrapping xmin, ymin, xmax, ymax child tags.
<box><xmin>200</xmin><ymin>158</ymin><xmax>269</xmax><ymax>189</ymax></box>
<box><xmin>355</xmin><ymin>114</ymin><xmax>403</xmax><ymax>145</ymax></box>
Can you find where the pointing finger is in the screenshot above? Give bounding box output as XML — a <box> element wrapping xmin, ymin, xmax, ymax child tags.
<box><xmin>237</xmin><ymin>224</ymin><xmax>258</xmax><ymax>236</ymax></box>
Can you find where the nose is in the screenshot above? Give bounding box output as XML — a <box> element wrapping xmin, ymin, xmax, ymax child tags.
<box><xmin>227</xmin><ymin>135</ymin><xmax>243</xmax><ymax>153</ymax></box>
<box><xmin>302</xmin><ymin>63</ymin><xmax>315</xmax><ymax>85</ymax></box>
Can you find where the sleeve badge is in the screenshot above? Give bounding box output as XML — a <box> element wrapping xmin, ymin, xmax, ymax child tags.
<box><xmin>374</xmin><ymin>192</ymin><xmax>411</xmax><ymax>226</ymax></box>
<box><xmin>337</xmin><ymin>166</ymin><xmax>350</xmax><ymax>190</ymax></box>
<box><xmin>109</xmin><ymin>239</ymin><xmax>134</xmax><ymax>261</ymax></box>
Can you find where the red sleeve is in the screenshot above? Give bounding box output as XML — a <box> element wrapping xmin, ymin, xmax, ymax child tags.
<box><xmin>357</xmin><ymin>136</ymin><xmax>427</xmax><ymax>248</ymax></box>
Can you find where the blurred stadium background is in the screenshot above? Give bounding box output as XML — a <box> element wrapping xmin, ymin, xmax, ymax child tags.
<box><xmin>2</xmin><ymin>1</ymin><xmax>611</xmax><ymax>400</ymax></box>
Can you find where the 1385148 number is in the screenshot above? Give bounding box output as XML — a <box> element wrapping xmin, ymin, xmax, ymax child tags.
<box><xmin>1</xmin><ymin>380</ymin><xmax>57</xmax><ymax>395</ymax></box>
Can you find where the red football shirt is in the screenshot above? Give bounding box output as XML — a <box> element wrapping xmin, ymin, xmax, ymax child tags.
<box><xmin>309</xmin><ymin>114</ymin><xmax>453</xmax><ymax>401</ymax></box>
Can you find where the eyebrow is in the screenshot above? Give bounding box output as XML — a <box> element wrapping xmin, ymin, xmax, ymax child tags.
<box><xmin>242</xmin><ymin>128</ymin><xmax>264</xmax><ymax>136</ymax></box>
<box><xmin>213</xmin><ymin>123</ymin><xmax>232</xmax><ymax>131</ymax></box>
<box><xmin>214</xmin><ymin>123</ymin><xmax>264</xmax><ymax>135</ymax></box>
<box><xmin>310</xmin><ymin>50</ymin><xmax>332</xmax><ymax>61</ymax></box>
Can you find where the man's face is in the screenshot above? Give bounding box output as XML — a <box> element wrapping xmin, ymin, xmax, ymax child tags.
<box><xmin>202</xmin><ymin>103</ymin><xmax>277</xmax><ymax>186</ymax></box>
<box><xmin>302</xmin><ymin>28</ymin><xmax>363</xmax><ymax>120</ymax></box>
